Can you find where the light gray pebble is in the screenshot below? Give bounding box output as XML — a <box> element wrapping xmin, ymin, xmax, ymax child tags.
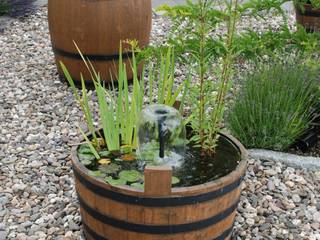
<box><xmin>0</xmin><ymin>231</ymin><xmax>6</xmax><ymax>240</ymax></box>
<box><xmin>12</xmin><ymin>183</ymin><xmax>27</xmax><ymax>192</ymax></box>
<box><xmin>313</xmin><ymin>212</ymin><xmax>320</xmax><ymax>223</ymax></box>
<box><xmin>292</xmin><ymin>194</ymin><xmax>301</xmax><ymax>203</ymax></box>
<box><xmin>259</xmin><ymin>223</ymin><xmax>271</xmax><ymax>231</ymax></box>
<box><xmin>267</xmin><ymin>179</ymin><xmax>275</xmax><ymax>191</ymax></box>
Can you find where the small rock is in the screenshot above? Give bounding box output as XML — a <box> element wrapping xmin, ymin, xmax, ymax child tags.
<box><xmin>12</xmin><ymin>183</ymin><xmax>27</xmax><ymax>192</ymax></box>
<box><xmin>285</xmin><ymin>181</ymin><xmax>295</xmax><ymax>188</ymax></box>
<box><xmin>259</xmin><ymin>223</ymin><xmax>271</xmax><ymax>231</ymax></box>
<box><xmin>311</xmin><ymin>222</ymin><xmax>320</xmax><ymax>230</ymax></box>
<box><xmin>292</xmin><ymin>219</ymin><xmax>301</xmax><ymax>226</ymax></box>
<box><xmin>292</xmin><ymin>194</ymin><xmax>301</xmax><ymax>203</ymax></box>
<box><xmin>68</xmin><ymin>220</ymin><xmax>80</xmax><ymax>231</ymax></box>
<box><xmin>313</xmin><ymin>212</ymin><xmax>320</xmax><ymax>223</ymax></box>
<box><xmin>264</xmin><ymin>169</ymin><xmax>277</xmax><ymax>176</ymax></box>
<box><xmin>0</xmin><ymin>231</ymin><xmax>7</xmax><ymax>240</ymax></box>
<box><xmin>246</xmin><ymin>218</ymin><xmax>255</xmax><ymax>225</ymax></box>
<box><xmin>267</xmin><ymin>180</ymin><xmax>275</xmax><ymax>191</ymax></box>
<box><xmin>64</xmin><ymin>231</ymin><xmax>74</xmax><ymax>238</ymax></box>
<box><xmin>286</xmin><ymin>221</ymin><xmax>296</xmax><ymax>229</ymax></box>
<box><xmin>0</xmin><ymin>223</ymin><xmax>5</xmax><ymax>231</ymax></box>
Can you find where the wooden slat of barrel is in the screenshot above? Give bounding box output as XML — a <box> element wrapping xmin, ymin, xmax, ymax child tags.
<box><xmin>81</xmin><ymin>208</ymin><xmax>235</xmax><ymax>240</ymax></box>
<box><xmin>48</xmin><ymin>0</ymin><xmax>152</xmax><ymax>82</ymax></box>
<box><xmin>75</xmin><ymin>178</ymin><xmax>240</xmax><ymax>239</ymax></box>
<box><xmin>75</xmin><ymin>178</ymin><xmax>241</xmax><ymax>226</ymax></box>
<box><xmin>74</xmin><ymin>166</ymin><xmax>243</xmax><ymax>240</ymax></box>
<box><xmin>56</xmin><ymin>54</ymin><xmax>141</xmax><ymax>83</ymax></box>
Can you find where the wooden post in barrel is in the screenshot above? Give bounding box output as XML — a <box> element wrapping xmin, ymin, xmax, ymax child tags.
<box><xmin>144</xmin><ymin>165</ymin><xmax>172</xmax><ymax>197</ymax></box>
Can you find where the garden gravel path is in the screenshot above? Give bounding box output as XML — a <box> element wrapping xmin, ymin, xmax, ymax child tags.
<box><xmin>0</xmin><ymin>7</ymin><xmax>319</xmax><ymax>240</ymax></box>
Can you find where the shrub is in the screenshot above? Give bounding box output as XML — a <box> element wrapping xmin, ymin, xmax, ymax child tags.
<box><xmin>228</xmin><ymin>61</ymin><xmax>319</xmax><ymax>151</ymax></box>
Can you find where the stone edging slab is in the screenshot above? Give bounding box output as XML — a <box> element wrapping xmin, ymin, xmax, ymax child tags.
<box><xmin>249</xmin><ymin>149</ymin><xmax>320</xmax><ymax>171</ymax></box>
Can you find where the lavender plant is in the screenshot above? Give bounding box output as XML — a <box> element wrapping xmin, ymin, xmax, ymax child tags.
<box><xmin>228</xmin><ymin>61</ymin><xmax>320</xmax><ymax>150</ymax></box>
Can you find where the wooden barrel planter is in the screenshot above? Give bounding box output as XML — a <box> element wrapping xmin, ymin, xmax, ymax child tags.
<box><xmin>296</xmin><ymin>4</ymin><xmax>320</xmax><ymax>32</ymax></box>
<box><xmin>48</xmin><ymin>0</ymin><xmax>152</xmax><ymax>84</ymax></box>
<box><xmin>71</xmin><ymin>133</ymin><xmax>247</xmax><ymax>240</ymax></box>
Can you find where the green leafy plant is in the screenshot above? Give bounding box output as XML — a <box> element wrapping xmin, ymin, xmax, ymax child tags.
<box><xmin>62</xmin><ymin>42</ymin><xmax>189</xmax><ymax>188</ymax></box>
<box><xmin>98</xmin><ymin>163</ymin><xmax>121</xmax><ymax>175</ymax></box>
<box><xmin>105</xmin><ymin>176</ymin><xmax>127</xmax><ymax>186</ymax></box>
<box><xmin>130</xmin><ymin>182</ymin><xmax>144</xmax><ymax>189</ymax></box>
<box><xmin>62</xmin><ymin>43</ymin><xmax>143</xmax><ymax>153</ymax></box>
<box><xmin>157</xmin><ymin>0</ymin><xmax>320</xmax><ymax>155</ymax></box>
<box><xmin>159</xmin><ymin>0</ymin><xmax>240</xmax><ymax>155</ymax></box>
<box><xmin>294</xmin><ymin>0</ymin><xmax>320</xmax><ymax>9</ymax></box>
<box><xmin>118</xmin><ymin>170</ymin><xmax>143</xmax><ymax>182</ymax></box>
<box><xmin>171</xmin><ymin>176</ymin><xmax>180</xmax><ymax>185</ymax></box>
<box><xmin>63</xmin><ymin>43</ymin><xmax>187</xmax><ymax>155</ymax></box>
<box><xmin>0</xmin><ymin>0</ymin><xmax>9</xmax><ymax>16</ymax></box>
<box><xmin>228</xmin><ymin>61</ymin><xmax>319</xmax><ymax>151</ymax></box>
<box><xmin>234</xmin><ymin>25</ymin><xmax>320</xmax><ymax>60</ymax></box>
<box><xmin>160</xmin><ymin>0</ymin><xmax>320</xmax><ymax>62</ymax></box>
<box><xmin>157</xmin><ymin>0</ymin><xmax>289</xmax><ymax>64</ymax></box>
<box><xmin>147</xmin><ymin>47</ymin><xmax>189</xmax><ymax>110</ymax></box>
<box><xmin>158</xmin><ymin>0</ymin><xmax>320</xmax><ymax>74</ymax></box>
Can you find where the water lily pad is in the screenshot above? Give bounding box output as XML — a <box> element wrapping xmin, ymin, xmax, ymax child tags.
<box><xmin>120</xmin><ymin>145</ymin><xmax>132</xmax><ymax>154</ymax></box>
<box><xmin>121</xmin><ymin>154</ymin><xmax>136</xmax><ymax>161</ymax></box>
<box><xmin>98</xmin><ymin>158</ymin><xmax>111</xmax><ymax>165</ymax></box>
<box><xmin>88</xmin><ymin>170</ymin><xmax>106</xmax><ymax>178</ymax></box>
<box><xmin>130</xmin><ymin>182</ymin><xmax>144</xmax><ymax>190</ymax></box>
<box><xmin>98</xmin><ymin>163</ymin><xmax>121</xmax><ymax>174</ymax></box>
<box><xmin>99</xmin><ymin>150</ymin><xmax>111</xmax><ymax>157</ymax></box>
<box><xmin>105</xmin><ymin>176</ymin><xmax>127</xmax><ymax>186</ymax></box>
<box><xmin>119</xmin><ymin>170</ymin><xmax>142</xmax><ymax>182</ymax></box>
<box><xmin>78</xmin><ymin>144</ymin><xmax>93</xmax><ymax>154</ymax></box>
<box><xmin>171</xmin><ymin>176</ymin><xmax>180</xmax><ymax>185</ymax></box>
<box><xmin>80</xmin><ymin>160</ymin><xmax>92</xmax><ymax>166</ymax></box>
<box><xmin>78</xmin><ymin>152</ymin><xmax>95</xmax><ymax>162</ymax></box>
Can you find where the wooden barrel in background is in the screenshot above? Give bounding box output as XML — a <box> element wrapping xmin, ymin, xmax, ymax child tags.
<box><xmin>71</xmin><ymin>133</ymin><xmax>248</xmax><ymax>240</ymax></box>
<box><xmin>48</xmin><ymin>0</ymin><xmax>152</xmax><ymax>83</ymax></box>
<box><xmin>296</xmin><ymin>4</ymin><xmax>320</xmax><ymax>32</ymax></box>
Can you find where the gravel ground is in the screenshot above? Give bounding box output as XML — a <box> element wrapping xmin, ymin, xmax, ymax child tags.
<box><xmin>0</xmin><ymin>6</ymin><xmax>319</xmax><ymax>240</ymax></box>
<box><xmin>235</xmin><ymin>158</ymin><xmax>320</xmax><ymax>240</ymax></box>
